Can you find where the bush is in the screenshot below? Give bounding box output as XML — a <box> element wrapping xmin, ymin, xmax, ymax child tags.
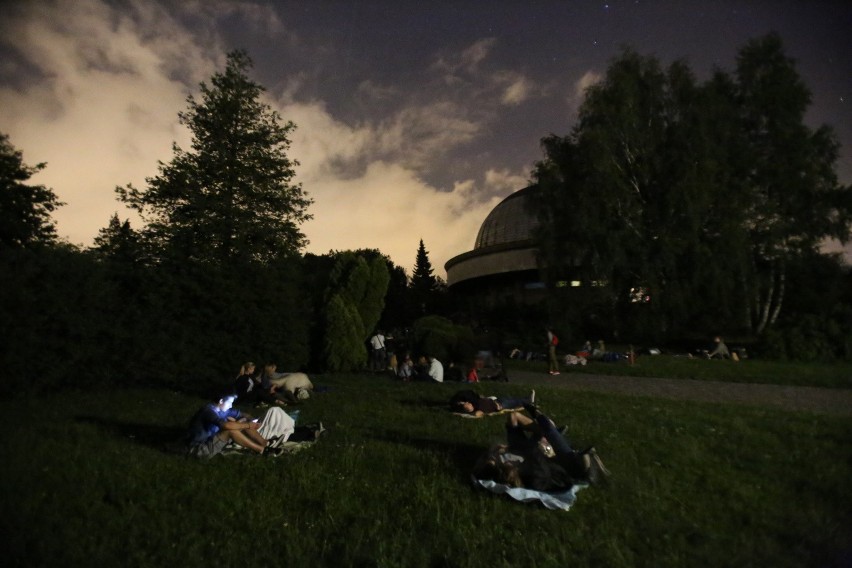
<box><xmin>410</xmin><ymin>315</ymin><xmax>475</xmax><ymax>364</ymax></box>
<box><xmin>0</xmin><ymin>247</ymin><xmax>312</xmax><ymax>395</ymax></box>
<box><xmin>758</xmin><ymin>312</ymin><xmax>852</xmax><ymax>362</ymax></box>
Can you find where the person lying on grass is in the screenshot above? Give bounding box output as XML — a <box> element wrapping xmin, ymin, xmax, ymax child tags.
<box><xmin>472</xmin><ymin>404</ymin><xmax>609</xmax><ymax>491</ymax></box>
<box><xmin>450</xmin><ymin>389</ymin><xmax>536</xmax><ymax>417</ymax></box>
<box><xmin>256</xmin><ymin>363</ymin><xmax>301</xmax><ymax>406</ymax></box>
<box><xmin>186</xmin><ymin>393</ymin><xmax>298</xmax><ymax>457</ymax></box>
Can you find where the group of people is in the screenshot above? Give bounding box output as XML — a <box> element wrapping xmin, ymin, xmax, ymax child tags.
<box><xmin>395</xmin><ymin>352</ymin><xmax>444</xmax><ymax>382</ymax></box>
<box><xmin>450</xmin><ymin>388</ymin><xmax>609</xmax><ymax>492</ymax></box>
<box><xmin>392</xmin><ymin>352</ymin><xmax>509</xmax><ymax>384</ymax></box>
<box><xmin>233</xmin><ymin>361</ymin><xmax>314</xmax><ymax>406</ymax></box>
<box><xmin>185</xmin><ymin>362</ymin><xmax>322</xmax><ymax>459</ymax></box>
<box><xmin>184</xmin><ymin>354</ymin><xmax>608</xmax><ymax>502</ymax></box>
<box><xmin>472</xmin><ymin>402</ymin><xmax>609</xmax><ymax>492</ymax></box>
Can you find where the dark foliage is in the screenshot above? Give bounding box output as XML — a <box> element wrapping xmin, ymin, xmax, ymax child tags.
<box><xmin>0</xmin><ymin>247</ymin><xmax>310</xmax><ymax>397</ymax></box>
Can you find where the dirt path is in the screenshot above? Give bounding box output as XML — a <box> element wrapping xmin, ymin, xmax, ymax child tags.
<box><xmin>505</xmin><ymin>370</ymin><xmax>852</xmax><ymax>417</ymax></box>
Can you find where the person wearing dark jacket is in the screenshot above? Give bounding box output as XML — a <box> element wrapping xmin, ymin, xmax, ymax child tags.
<box><xmin>473</xmin><ymin>404</ymin><xmax>609</xmax><ymax>491</ymax></box>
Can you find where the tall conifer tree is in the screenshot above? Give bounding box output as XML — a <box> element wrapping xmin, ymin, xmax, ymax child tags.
<box><xmin>117</xmin><ymin>51</ymin><xmax>312</xmax><ymax>263</ymax></box>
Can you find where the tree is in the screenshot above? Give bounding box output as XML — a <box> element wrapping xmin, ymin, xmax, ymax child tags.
<box><xmin>92</xmin><ymin>213</ymin><xmax>143</xmax><ymax>265</ymax></box>
<box><xmin>319</xmin><ymin>250</ymin><xmax>390</xmax><ymax>371</ymax></box>
<box><xmin>0</xmin><ymin>132</ymin><xmax>63</xmax><ymax>248</ymax></box>
<box><xmin>117</xmin><ymin>51</ymin><xmax>312</xmax><ymax>263</ymax></box>
<box><xmin>531</xmin><ymin>35</ymin><xmax>852</xmax><ymax>340</ymax></box>
<box><xmin>533</xmin><ymin>50</ymin><xmax>722</xmax><ymax>338</ymax></box>
<box><xmin>410</xmin><ymin>239</ymin><xmax>439</xmax><ymax>316</ymax></box>
<box><xmin>732</xmin><ymin>33</ymin><xmax>852</xmax><ymax>334</ymax></box>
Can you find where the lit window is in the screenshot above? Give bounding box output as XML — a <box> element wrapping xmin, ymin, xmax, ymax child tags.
<box><xmin>629</xmin><ymin>287</ymin><xmax>651</xmax><ymax>303</ymax></box>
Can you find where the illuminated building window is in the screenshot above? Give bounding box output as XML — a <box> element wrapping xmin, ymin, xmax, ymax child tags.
<box><xmin>629</xmin><ymin>287</ymin><xmax>651</xmax><ymax>303</ymax></box>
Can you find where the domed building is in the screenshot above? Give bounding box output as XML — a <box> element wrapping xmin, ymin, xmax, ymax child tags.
<box><xmin>444</xmin><ymin>185</ymin><xmax>547</xmax><ymax>305</ymax></box>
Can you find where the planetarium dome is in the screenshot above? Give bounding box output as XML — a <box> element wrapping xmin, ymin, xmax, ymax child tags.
<box><xmin>445</xmin><ymin>185</ymin><xmax>543</xmax><ymax>293</ymax></box>
<box><xmin>473</xmin><ymin>185</ymin><xmax>540</xmax><ymax>250</ymax></box>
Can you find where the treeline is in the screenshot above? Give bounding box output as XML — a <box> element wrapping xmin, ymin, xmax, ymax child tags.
<box><xmin>3</xmin><ymin>37</ymin><xmax>852</xmax><ymax>400</ymax></box>
<box><xmin>0</xmin><ymin>247</ymin><xmax>307</xmax><ymax>393</ymax></box>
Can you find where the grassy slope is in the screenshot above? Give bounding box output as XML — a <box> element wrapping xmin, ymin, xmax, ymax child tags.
<box><xmin>2</xmin><ymin>375</ymin><xmax>851</xmax><ymax>567</ymax></box>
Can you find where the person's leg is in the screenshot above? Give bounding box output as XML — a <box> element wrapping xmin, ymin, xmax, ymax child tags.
<box><xmin>533</xmin><ymin>413</ymin><xmax>574</xmax><ymax>456</ymax></box>
<box><xmin>242</xmin><ymin>426</ymin><xmax>267</xmax><ymax>447</ymax></box>
<box><xmin>497</xmin><ymin>391</ymin><xmax>533</xmax><ymax>410</ymax></box>
<box><xmin>223</xmin><ymin>430</ymin><xmax>265</xmax><ymax>453</ymax></box>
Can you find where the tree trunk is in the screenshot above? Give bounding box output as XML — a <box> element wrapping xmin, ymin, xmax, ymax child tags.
<box><xmin>767</xmin><ymin>261</ymin><xmax>785</xmax><ymax>327</ymax></box>
<box><xmin>756</xmin><ymin>264</ymin><xmax>774</xmax><ymax>335</ymax></box>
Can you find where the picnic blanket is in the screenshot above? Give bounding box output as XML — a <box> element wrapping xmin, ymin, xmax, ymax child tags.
<box><xmin>473</xmin><ymin>477</ymin><xmax>587</xmax><ymax>510</ymax></box>
<box><xmin>222</xmin><ymin>439</ymin><xmax>315</xmax><ymax>456</ymax></box>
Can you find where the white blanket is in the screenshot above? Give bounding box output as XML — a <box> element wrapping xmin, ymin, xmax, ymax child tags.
<box><xmin>473</xmin><ymin>478</ymin><xmax>587</xmax><ymax>511</ymax></box>
<box><xmin>257</xmin><ymin>406</ymin><xmax>295</xmax><ymax>446</ymax></box>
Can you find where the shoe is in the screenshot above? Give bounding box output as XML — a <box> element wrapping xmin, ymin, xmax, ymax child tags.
<box><xmin>313</xmin><ymin>422</ymin><xmax>326</xmax><ymax>440</ymax></box>
<box><xmin>552</xmin><ymin>371</ymin><xmax>561</xmax><ymax>375</ymax></box>
<box><xmin>220</xmin><ymin>445</ymin><xmax>245</xmax><ymax>456</ymax></box>
<box><xmin>263</xmin><ymin>446</ymin><xmax>284</xmax><ymax>457</ymax></box>
<box><xmin>530</xmin><ymin>389</ymin><xmax>536</xmax><ymax>404</ymax></box>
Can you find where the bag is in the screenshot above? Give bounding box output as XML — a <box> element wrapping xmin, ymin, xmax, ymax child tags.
<box><xmin>551</xmin><ymin>334</ymin><xmax>559</xmax><ymax>346</ymax></box>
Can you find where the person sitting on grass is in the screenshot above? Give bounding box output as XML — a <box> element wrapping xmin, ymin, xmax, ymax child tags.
<box><xmin>414</xmin><ymin>354</ymin><xmax>444</xmax><ymax>382</ymax></box>
<box><xmin>257</xmin><ymin>363</ymin><xmax>299</xmax><ymax>405</ymax></box>
<box><xmin>397</xmin><ymin>352</ymin><xmax>414</xmax><ymax>381</ymax></box>
<box><xmin>186</xmin><ymin>393</ymin><xmax>270</xmax><ymax>457</ymax></box>
<box><xmin>706</xmin><ymin>336</ymin><xmax>731</xmax><ymax>359</ymax></box>
<box><xmin>472</xmin><ymin>404</ymin><xmax>609</xmax><ymax>491</ymax></box>
<box><xmin>233</xmin><ymin>361</ymin><xmax>260</xmax><ymax>401</ymax></box>
<box><xmin>450</xmin><ymin>389</ymin><xmax>536</xmax><ymax>417</ymax></box>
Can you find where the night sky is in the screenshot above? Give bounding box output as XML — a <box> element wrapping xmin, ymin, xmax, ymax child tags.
<box><xmin>1</xmin><ymin>0</ymin><xmax>850</xmax><ymax>272</ymax></box>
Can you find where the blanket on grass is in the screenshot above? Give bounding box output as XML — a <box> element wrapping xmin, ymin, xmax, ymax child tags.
<box><xmin>473</xmin><ymin>477</ymin><xmax>587</xmax><ymax>510</ymax></box>
<box><xmin>222</xmin><ymin>438</ymin><xmax>315</xmax><ymax>456</ymax></box>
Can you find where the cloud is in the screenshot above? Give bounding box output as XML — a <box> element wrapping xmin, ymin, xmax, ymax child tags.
<box><xmin>574</xmin><ymin>70</ymin><xmax>602</xmax><ymax>101</ymax></box>
<box><xmin>0</xmin><ymin>0</ymin><xmax>522</xmax><ymax>275</ymax></box>
<box><xmin>492</xmin><ymin>71</ymin><xmax>535</xmax><ymax>106</ymax></box>
<box><xmin>0</xmin><ymin>0</ymin><xmax>217</xmax><ymax>244</ymax></box>
<box><xmin>299</xmin><ymin>160</ymin><xmax>501</xmax><ymax>274</ymax></box>
<box><xmin>277</xmin><ymin>97</ymin><xmax>516</xmax><ymax>271</ymax></box>
<box><xmin>372</xmin><ymin>102</ymin><xmax>481</xmax><ymax>171</ymax></box>
<box><xmin>432</xmin><ymin>37</ymin><xmax>496</xmax><ymax>79</ymax></box>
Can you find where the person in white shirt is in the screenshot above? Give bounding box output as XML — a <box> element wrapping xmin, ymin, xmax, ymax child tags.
<box><xmin>369</xmin><ymin>330</ymin><xmax>386</xmax><ymax>371</ymax></box>
<box><xmin>424</xmin><ymin>355</ymin><xmax>444</xmax><ymax>382</ymax></box>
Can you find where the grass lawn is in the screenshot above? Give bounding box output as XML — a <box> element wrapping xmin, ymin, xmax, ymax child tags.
<box><xmin>3</xmin><ymin>373</ymin><xmax>851</xmax><ymax>567</ymax></box>
<box><xmin>508</xmin><ymin>354</ymin><xmax>852</xmax><ymax>389</ymax></box>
